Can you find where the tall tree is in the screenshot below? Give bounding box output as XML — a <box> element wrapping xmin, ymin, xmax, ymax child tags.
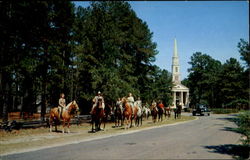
<box><xmin>73</xmin><ymin>2</ymin><xmax>159</xmax><ymax>113</ymax></box>
<box><xmin>187</xmin><ymin>52</ymin><xmax>222</xmax><ymax>107</ymax></box>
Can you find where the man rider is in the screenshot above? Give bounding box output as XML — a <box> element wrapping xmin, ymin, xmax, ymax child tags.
<box><xmin>90</xmin><ymin>91</ymin><xmax>105</xmax><ymax>114</ymax></box>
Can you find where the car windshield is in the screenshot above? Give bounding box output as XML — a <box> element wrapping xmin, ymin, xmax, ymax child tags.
<box><xmin>198</xmin><ymin>105</ymin><xmax>206</xmax><ymax>108</ymax></box>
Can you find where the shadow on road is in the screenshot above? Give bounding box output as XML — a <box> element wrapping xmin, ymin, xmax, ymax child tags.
<box><xmin>204</xmin><ymin>144</ymin><xmax>249</xmax><ymax>160</ymax></box>
<box><xmin>205</xmin><ymin>115</ymin><xmax>249</xmax><ymax>159</ymax></box>
<box><xmin>216</xmin><ymin>116</ymin><xmax>238</xmax><ymax>123</ymax></box>
<box><xmin>221</xmin><ymin>127</ymin><xmax>242</xmax><ymax>134</ymax></box>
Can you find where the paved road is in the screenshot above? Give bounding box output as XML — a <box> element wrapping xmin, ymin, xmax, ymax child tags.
<box><xmin>2</xmin><ymin>114</ymin><xmax>242</xmax><ymax>159</ymax></box>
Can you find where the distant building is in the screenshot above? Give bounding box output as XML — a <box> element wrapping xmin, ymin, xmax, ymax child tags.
<box><xmin>171</xmin><ymin>38</ymin><xmax>189</xmax><ymax>109</ymax></box>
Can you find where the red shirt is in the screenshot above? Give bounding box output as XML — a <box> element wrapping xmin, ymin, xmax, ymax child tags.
<box><xmin>158</xmin><ymin>103</ymin><xmax>164</xmax><ymax>109</ymax></box>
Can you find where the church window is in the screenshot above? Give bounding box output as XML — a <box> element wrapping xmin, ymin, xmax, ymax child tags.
<box><xmin>175</xmin><ymin>67</ymin><xmax>178</xmax><ymax>72</ymax></box>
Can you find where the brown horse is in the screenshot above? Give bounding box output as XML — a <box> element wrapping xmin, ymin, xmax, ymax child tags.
<box><xmin>49</xmin><ymin>100</ymin><xmax>79</xmax><ymax>133</ymax></box>
<box><xmin>165</xmin><ymin>107</ymin><xmax>171</xmax><ymax>118</ymax></box>
<box><xmin>151</xmin><ymin>106</ymin><xmax>158</xmax><ymax>123</ymax></box>
<box><xmin>91</xmin><ymin>99</ymin><xmax>105</xmax><ymax>132</ymax></box>
<box><xmin>121</xmin><ymin>97</ymin><xmax>132</xmax><ymax>129</ymax></box>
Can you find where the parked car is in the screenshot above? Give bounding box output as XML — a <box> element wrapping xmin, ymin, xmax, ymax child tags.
<box><xmin>192</xmin><ymin>104</ymin><xmax>210</xmax><ymax>116</ymax></box>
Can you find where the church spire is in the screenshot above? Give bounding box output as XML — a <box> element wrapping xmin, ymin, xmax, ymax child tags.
<box><xmin>173</xmin><ymin>38</ymin><xmax>178</xmax><ymax>58</ymax></box>
<box><xmin>172</xmin><ymin>38</ymin><xmax>180</xmax><ymax>84</ymax></box>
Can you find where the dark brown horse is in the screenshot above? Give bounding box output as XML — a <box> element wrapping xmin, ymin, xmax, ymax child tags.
<box><xmin>114</xmin><ymin>102</ymin><xmax>123</xmax><ymax>127</ymax></box>
<box><xmin>174</xmin><ymin>105</ymin><xmax>182</xmax><ymax>119</ymax></box>
<box><xmin>49</xmin><ymin>100</ymin><xmax>79</xmax><ymax>133</ymax></box>
<box><xmin>151</xmin><ymin>106</ymin><xmax>158</xmax><ymax>123</ymax></box>
<box><xmin>91</xmin><ymin>99</ymin><xmax>104</xmax><ymax>132</ymax></box>
<box><xmin>121</xmin><ymin>97</ymin><xmax>132</xmax><ymax>129</ymax></box>
<box><xmin>157</xmin><ymin>106</ymin><xmax>164</xmax><ymax>122</ymax></box>
<box><xmin>102</xmin><ymin>104</ymin><xmax>112</xmax><ymax>130</ymax></box>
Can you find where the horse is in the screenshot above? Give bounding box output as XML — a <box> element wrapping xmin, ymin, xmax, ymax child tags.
<box><xmin>91</xmin><ymin>98</ymin><xmax>105</xmax><ymax>132</ymax></box>
<box><xmin>164</xmin><ymin>106</ymin><xmax>171</xmax><ymax>119</ymax></box>
<box><xmin>174</xmin><ymin>105</ymin><xmax>182</xmax><ymax>119</ymax></box>
<box><xmin>113</xmin><ymin>102</ymin><xmax>123</xmax><ymax>127</ymax></box>
<box><xmin>151</xmin><ymin>106</ymin><xmax>158</xmax><ymax>123</ymax></box>
<box><xmin>142</xmin><ymin>106</ymin><xmax>151</xmax><ymax>120</ymax></box>
<box><xmin>133</xmin><ymin>101</ymin><xmax>143</xmax><ymax>127</ymax></box>
<box><xmin>121</xmin><ymin>97</ymin><xmax>132</xmax><ymax>129</ymax></box>
<box><xmin>157</xmin><ymin>106</ymin><xmax>164</xmax><ymax>122</ymax></box>
<box><xmin>49</xmin><ymin>100</ymin><xmax>79</xmax><ymax>133</ymax></box>
<box><xmin>102</xmin><ymin>104</ymin><xmax>112</xmax><ymax>130</ymax></box>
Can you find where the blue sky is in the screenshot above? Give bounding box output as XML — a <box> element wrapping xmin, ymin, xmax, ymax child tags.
<box><xmin>74</xmin><ymin>1</ymin><xmax>249</xmax><ymax>79</ymax></box>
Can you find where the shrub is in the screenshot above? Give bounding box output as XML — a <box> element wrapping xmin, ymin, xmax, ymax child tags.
<box><xmin>211</xmin><ymin>108</ymin><xmax>239</xmax><ymax>114</ymax></box>
<box><xmin>235</xmin><ymin>111</ymin><xmax>250</xmax><ymax>145</ymax></box>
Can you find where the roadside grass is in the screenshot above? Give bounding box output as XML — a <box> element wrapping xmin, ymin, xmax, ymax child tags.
<box><xmin>0</xmin><ymin>115</ymin><xmax>195</xmax><ymax>155</ymax></box>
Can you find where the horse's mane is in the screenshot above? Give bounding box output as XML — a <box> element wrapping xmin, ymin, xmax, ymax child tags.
<box><xmin>66</xmin><ymin>102</ymin><xmax>72</xmax><ymax>110</ymax></box>
<box><xmin>66</xmin><ymin>100</ymin><xmax>77</xmax><ymax>110</ymax></box>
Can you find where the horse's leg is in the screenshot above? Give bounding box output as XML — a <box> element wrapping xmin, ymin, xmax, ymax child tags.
<box><xmin>55</xmin><ymin>119</ymin><xmax>58</xmax><ymax>132</ymax></box>
<box><xmin>130</xmin><ymin>116</ymin><xmax>133</xmax><ymax>128</ymax></box>
<box><xmin>125</xmin><ymin>118</ymin><xmax>127</xmax><ymax>129</ymax></box>
<box><xmin>103</xmin><ymin>118</ymin><xmax>106</xmax><ymax>130</ymax></box>
<box><xmin>122</xmin><ymin>115</ymin><xmax>124</xmax><ymax>126</ymax></box>
<box><xmin>67</xmin><ymin>121</ymin><xmax>70</xmax><ymax>133</ymax></box>
<box><xmin>62</xmin><ymin>121</ymin><xmax>64</xmax><ymax>133</ymax></box>
<box><xmin>141</xmin><ymin>116</ymin><xmax>143</xmax><ymax>126</ymax></box>
<box><xmin>92</xmin><ymin>117</ymin><xmax>95</xmax><ymax>132</ymax></box>
<box><xmin>49</xmin><ymin>117</ymin><xmax>52</xmax><ymax>132</ymax></box>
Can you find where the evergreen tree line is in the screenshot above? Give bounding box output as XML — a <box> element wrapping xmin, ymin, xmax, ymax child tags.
<box><xmin>182</xmin><ymin>39</ymin><xmax>249</xmax><ymax>109</ymax></box>
<box><xmin>0</xmin><ymin>1</ymin><xmax>172</xmax><ymax>120</ymax></box>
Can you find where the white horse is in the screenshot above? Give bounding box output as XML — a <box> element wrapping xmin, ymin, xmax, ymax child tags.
<box><xmin>133</xmin><ymin>101</ymin><xmax>143</xmax><ymax>127</ymax></box>
<box><xmin>142</xmin><ymin>105</ymin><xmax>151</xmax><ymax>120</ymax></box>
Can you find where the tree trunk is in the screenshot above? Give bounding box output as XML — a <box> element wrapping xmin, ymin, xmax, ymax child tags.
<box><xmin>2</xmin><ymin>81</ymin><xmax>10</xmax><ymax>122</ymax></box>
<box><xmin>41</xmin><ymin>80</ymin><xmax>47</xmax><ymax>121</ymax></box>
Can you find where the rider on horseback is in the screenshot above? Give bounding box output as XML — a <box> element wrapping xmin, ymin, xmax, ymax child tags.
<box><xmin>58</xmin><ymin>93</ymin><xmax>66</xmax><ymax>118</ymax></box>
<box><xmin>135</xmin><ymin>97</ymin><xmax>142</xmax><ymax>109</ymax></box>
<box><xmin>90</xmin><ymin>91</ymin><xmax>105</xmax><ymax>114</ymax></box>
<box><xmin>158</xmin><ymin>100</ymin><xmax>165</xmax><ymax>110</ymax></box>
<box><xmin>116</xmin><ymin>98</ymin><xmax>123</xmax><ymax>112</ymax></box>
<box><xmin>127</xmin><ymin>93</ymin><xmax>134</xmax><ymax>115</ymax></box>
<box><xmin>151</xmin><ymin>100</ymin><xmax>158</xmax><ymax>112</ymax></box>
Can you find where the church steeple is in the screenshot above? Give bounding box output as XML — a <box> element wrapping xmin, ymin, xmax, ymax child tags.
<box><xmin>173</xmin><ymin>38</ymin><xmax>178</xmax><ymax>58</ymax></box>
<box><xmin>172</xmin><ymin>38</ymin><xmax>181</xmax><ymax>84</ymax></box>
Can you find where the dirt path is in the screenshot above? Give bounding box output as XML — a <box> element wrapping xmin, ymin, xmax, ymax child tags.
<box><xmin>0</xmin><ymin>115</ymin><xmax>195</xmax><ymax>155</ymax></box>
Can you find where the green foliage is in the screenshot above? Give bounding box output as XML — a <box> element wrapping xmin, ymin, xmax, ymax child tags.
<box><xmin>186</xmin><ymin>49</ymin><xmax>249</xmax><ymax>109</ymax></box>
<box><xmin>235</xmin><ymin>111</ymin><xmax>250</xmax><ymax>145</ymax></box>
<box><xmin>238</xmin><ymin>39</ymin><xmax>250</xmax><ymax>68</ymax></box>
<box><xmin>1</xmin><ymin>1</ymin><xmax>172</xmax><ymax>117</ymax></box>
<box><xmin>211</xmin><ymin>108</ymin><xmax>240</xmax><ymax>114</ymax></box>
<box><xmin>186</xmin><ymin>52</ymin><xmax>222</xmax><ymax>107</ymax></box>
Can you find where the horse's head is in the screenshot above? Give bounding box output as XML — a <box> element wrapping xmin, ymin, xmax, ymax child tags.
<box><xmin>68</xmin><ymin>100</ymin><xmax>79</xmax><ymax>114</ymax></box>
<box><xmin>121</xmin><ymin>97</ymin><xmax>127</xmax><ymax>104</ymax></box>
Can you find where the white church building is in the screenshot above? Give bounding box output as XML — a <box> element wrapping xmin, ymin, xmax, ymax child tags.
<box><xmin>171</xmin><ymin>39</ymin><xmax>189</xmax><ymax>109</ymax></box>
